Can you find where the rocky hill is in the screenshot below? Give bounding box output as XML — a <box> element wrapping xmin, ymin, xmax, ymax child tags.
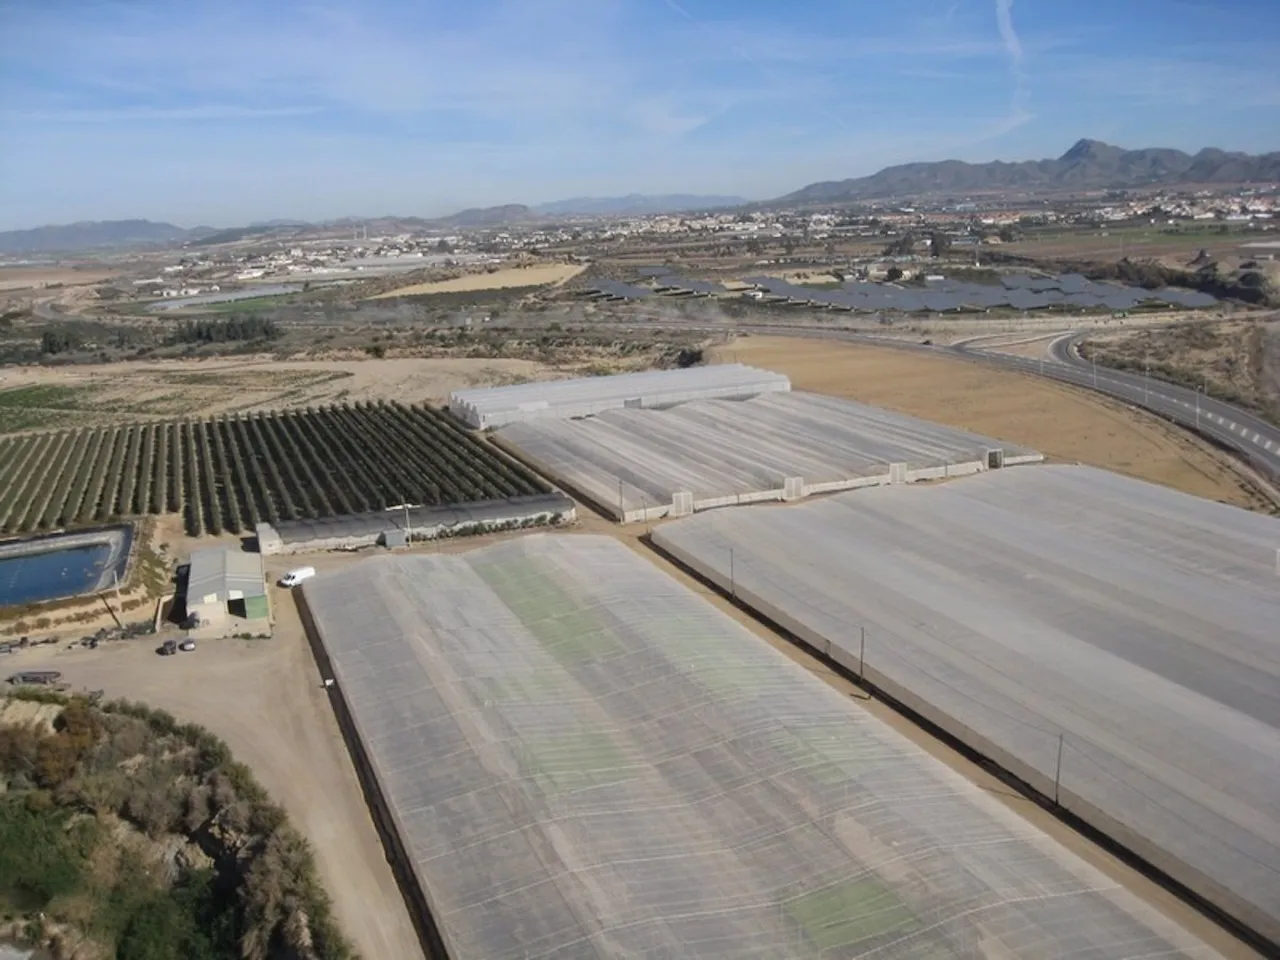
<box><xmin>0</xmin><ymin>692</ymin><xmax>352</xmax><ymax>960</ymax></box>
<box><xmin>775</xmin><ymin>139</ymin><xmax>1280</xmax><ymax>205</ymax></box>
<box><xmin>0</xmin><ymin>220</ymin><xmax>216</xmax><ymax>255</ymax></box>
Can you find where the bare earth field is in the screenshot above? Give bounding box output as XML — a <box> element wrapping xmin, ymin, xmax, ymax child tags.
<box><xmin>0</xmin><ymin>355</ymin><xmax>566</xmax><ymax>428</ymax></box>
<box><xmin>368</xmin><ymin>262</ymin><xmax>585</xmax><ymax>299</ymax></box>
<box><xmin>715</xmin><ymin>335</ymin><xmax>1272</xmax><ymax>511</ymax></box>
<box><xmin>0</xmin><ymin>265</ymin><xmax>117</xmax><ymax>291</ymax></box>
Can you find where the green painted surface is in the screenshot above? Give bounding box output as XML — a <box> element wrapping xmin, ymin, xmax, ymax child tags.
<box><xmin>472</xmin><ymin>556</ymin><xmax>621</xmax><ymax>663</ymax></box>
<box><xmin>786</xmin><ymin>878</ymin><xmax>916</xmax><ymax>951</ymax></box>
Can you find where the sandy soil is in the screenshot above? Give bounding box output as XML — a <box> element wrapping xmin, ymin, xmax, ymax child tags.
<box><xmin>0</xmin><ymin>355</ymin><xmax>567</xmax><ymax>421</ymax></box>
<box><xmin>367</xmin><ymin>263</ymin><xmax>585</xmax><ymax>299</ymax></box>
<box><xmin>9</xmin><ymin>580</ymin><xmax>425</xmax><ymax>960</ymax></box>
<box><xmin>0</xmin><ymin>266</ymin><xmax>117</xmax><ymax>291</ymax></box>
<box><xmin>715</xmin><ymin>335</ymin><xmax>1272</xmax><ymax>511</ymax></box>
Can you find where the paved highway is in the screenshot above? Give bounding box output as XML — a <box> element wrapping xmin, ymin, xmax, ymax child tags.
<box><xmin>954</xmin><ymin>332</ymin><xmax>1280</xmax><ymax>484</ymax></box>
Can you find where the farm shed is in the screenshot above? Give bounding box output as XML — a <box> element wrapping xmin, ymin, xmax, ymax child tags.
<box><xmin>496</xmin><ymin>391</ymin><xmax>1042</xmax><ymax>522</ymax></box>
<box><xmin>652</xmin><ymin>465</ymin><xmax>1280</xmax><ymax>949</ymax></box>
<box><xmin>298</xmin><ymin>534</ymin><xmax>1221</xmax><ymax>960</ymax></box>
<box><xmin>184</xmin><ymin>547</ymin><xmax>268</xmax><ymax>624</ymax></box>
<box><xmin>448</xmin><ymin>363</ymin><xmax>790</xmax><ymax>429</ymax></box>
<box><xmin>255</xmin><ymin>493</ymin><xmax>575</xmax><ymax>555</ymax></box>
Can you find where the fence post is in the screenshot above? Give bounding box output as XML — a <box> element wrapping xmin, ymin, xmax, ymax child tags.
<box><xmin>1054</xmin><ymin>733</ymin><xmax>1064</xmax><ymax>805</ymax></box>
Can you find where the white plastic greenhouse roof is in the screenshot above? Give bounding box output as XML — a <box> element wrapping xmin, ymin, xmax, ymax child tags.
<box><xmin>497</xmin><ymin>391</ymin><xmax>1042</xmax><ymax>521</ymax></box>
<box><xmin>302</xmin><ymin>534</ymin><xmax>1222</xmax><ymax>960</ymax></box>
<box><xmin>652</xmin><ymin>465</ymin><xmax>1280</xmax><ymax>947</ymax></box>
<box><xmin>448</xmin><ymin>363</ymin><xmax>790</xmax><ymax>429</ymax></box>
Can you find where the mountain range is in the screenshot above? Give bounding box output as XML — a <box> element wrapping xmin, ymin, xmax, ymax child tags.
<box><xmin>2</xmin><ymin>143</ymin><xmax>1278</xmax><ymax>253</ymax></box>
<box><xmin>0</xmin><ymin>195</ymin><xmax>744</xmax><ymax>253</ymax></box>
<box><xmin>775</xmin><ymin>139</ymin><xmax>1280</xmax><ymax>205</ymax></box>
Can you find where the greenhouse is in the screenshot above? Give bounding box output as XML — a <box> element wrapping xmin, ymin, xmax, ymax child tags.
<box><xmin>302</xmin><ymin>534</ymin><xmax>1222</xmax><ymax>959</ymax></box>
<box><xmin>652</xmin><ymin>465</ymin><xmax>1280</xmax><ymax>947</ymax></box>
<box><xmin>497</xmin><ymin>391</ymin><xmax>1042</xmax><ymax>521</ymax></box>
<box><xmin>448</xmin><ymin>363</ymin><xmax>791</xmax><ymax>429</ymax></box>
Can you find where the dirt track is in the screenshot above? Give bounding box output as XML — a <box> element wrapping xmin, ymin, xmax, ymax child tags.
<box><xmin>9</xmin><ymin>580</ymin><xmax>424</xmax><ymax>960</ymax></box>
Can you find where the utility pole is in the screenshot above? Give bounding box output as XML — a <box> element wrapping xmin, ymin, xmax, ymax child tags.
<box><xmin>1092</xmin><ymin>357</ymin><xmax>1098</xmax><ymax>389</ymax></box>
<box><xmin>1195</xmin><ymin>386</ymin><xmax>1200</xmax><ymax>431</ymax></box>
<box><xmin>403</xmin><ymin>502</ymin><xmax>412</xmax><ymax>545</ymax></box>
<box><xmin>1144</xmin><ymin>353</ymin><xmax>1150</xmax><ymax>404</ymax></box>
<box><xmin>858</xmin><ymin>626</ymin><xmax>866</xmax><ymax>682</ymax></box>
<box><xmin>729</xmin><ymin>547</ymin><xmax>735</xmax><ymax>599</ymax></box>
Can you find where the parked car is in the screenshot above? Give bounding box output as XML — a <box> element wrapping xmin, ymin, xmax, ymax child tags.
<box><xmin>179</xmin><ymin>639</ymin><xmax>196</xmax><ymax>652</ymax></box>
<box><xmin>179</xmin><ymin>613</ymin><xmax>202</xmax><ymax>630</ymax></box>
<box><xmin>159</xmin><ymin>639</ymin><xmax>178</xmax><ymax>656</ymax></box>
<box><xmin>279</xmin><ymin>566</ymin><xmax>316</xmax><ymax>588</ymax></box>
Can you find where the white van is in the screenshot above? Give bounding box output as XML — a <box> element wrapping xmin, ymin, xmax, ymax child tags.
<box><xmin>279</xmin><ymin>566</ymin><xmax>316</xmax><ymax>588</ymax></box>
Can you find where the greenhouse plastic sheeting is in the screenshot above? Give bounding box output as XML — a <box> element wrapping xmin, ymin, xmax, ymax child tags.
<box><xmin>448</xmin><ymin>363</ymin><xmax>790</xmax><ymax>429</ymax></box>
<box><xmin>255</xmin><ymin>493</ymin><xmax>574</xmax><ymax>554</ymax></box>
<box><xmin>497</xmin><ymin>391</ymin><xmax>1042</xmax><ymax>520</ymax></box>
<box><xmin>302</xmin><ymin>534</ymin><xmax>1222</xmax><ymax>959</ymax></box>
<box><xmin>653</xmin><ymin>465</ymin><xmax>1280</xmax><ymax>946</ymax></box>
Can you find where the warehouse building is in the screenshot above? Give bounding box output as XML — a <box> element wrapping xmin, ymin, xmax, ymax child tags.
<box><xmin>184</xmin><ymin>547</ymin><xmax>269</xmax><ymax>626</ymax></box>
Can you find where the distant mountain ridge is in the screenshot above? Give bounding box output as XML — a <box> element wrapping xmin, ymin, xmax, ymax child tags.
<box><xmin>0</xmin><ymin>219</ymin><xmax>215</xmax><ymax>255</ymax></box>
<box><xmin>775</xmin><ymin>139</ymin><xmax>1280</xmax><ymax>205</ymax></box>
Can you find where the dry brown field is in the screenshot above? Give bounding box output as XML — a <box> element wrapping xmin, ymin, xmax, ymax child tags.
<box><xmin>367</xmin><ymin>263</ymin><xmax>585</xmax><ymax>299</ymax></box>
<box><xmin>0</xmin><ymin>265</ymin><xmax>117</xmax><ymax>291</ymax></box>
<box><xmin>715</xmin><ymin>335</ymin><xmax>1273</xmax><ymax>511</ymax></box>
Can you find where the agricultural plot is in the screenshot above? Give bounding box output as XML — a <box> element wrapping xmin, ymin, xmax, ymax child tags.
<box><xmin>0</xmin><ymin>401</ymin><xmax>547</xmax><ymax>538</ymax></box>
<box><xmin>497</xmin><ymin>391</ymin><xmax>1042</xmax><ymax>521</ymax></box>
<box><xmin>652</xmin><ymin>465</ymin><xmax>1280</xmax><ymax>948</ymax></box>
<box><xmin>300</xmin><ymin>535</ymin><xmax>1221</xmax><ymax>960</ymax></box>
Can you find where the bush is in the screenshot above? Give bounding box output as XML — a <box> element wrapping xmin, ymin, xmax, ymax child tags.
<box><xmin>0</xmin><ymin>797</ymin><xmax>84</xmax><ymax>910</ymax></box>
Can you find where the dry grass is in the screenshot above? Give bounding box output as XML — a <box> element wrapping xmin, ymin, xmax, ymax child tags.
<box><xmin>1083</xmin><ymin>318</ymin><xmax>1280</xmax><ymax>425</ymax></box>
<box><xmin>0</xmin><ymin>266</ymin><xmax>117</xmax><ymax>291</ymax></box>
<box><xmin>714</xmin><ymin>335</ymin><xmax>1273</xmax><ymax>512</ymax></box>
<box><xmin>367</xmin><ymin>263</ymin><xmax>585</xmax><ymax>299</ymax></box>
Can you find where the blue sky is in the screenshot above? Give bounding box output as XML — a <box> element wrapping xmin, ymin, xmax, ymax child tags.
<box><xmin>1</xmin><ymin>0</ymin><xmax>1278</xmax><ymax>229</ymax></box>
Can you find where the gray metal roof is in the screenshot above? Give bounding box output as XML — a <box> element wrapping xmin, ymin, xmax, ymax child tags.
<box><xmin>186</xmin><ymin>547</ymin><xmax>265</xmax><ymax>603</ymax></box>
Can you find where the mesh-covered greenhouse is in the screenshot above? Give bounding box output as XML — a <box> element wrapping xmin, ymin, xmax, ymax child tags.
<box><xmin>652</xmin><ymin>465</ymin><xmax>1280</xmax><ymax>948</ymax></box>
<box><xmin>301</xmin><ymin>534</ymin><xmax>1222</xmax><ymax>959</ymax></box>
<box><xmin>496</xmin><ymin>391</ymin><xmax>1042</xmax><ymax>521</ymax></box>
<box><xmin>448</xmin><ymin>364</ymin><xmax>791</xmax><ymax>429</ymax></box>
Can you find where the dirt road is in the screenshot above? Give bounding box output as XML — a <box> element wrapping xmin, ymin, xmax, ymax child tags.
<box><xmin>9</xmin><ymin>586</ymin><xmax>424</xmax><ymax>960</ymax></box>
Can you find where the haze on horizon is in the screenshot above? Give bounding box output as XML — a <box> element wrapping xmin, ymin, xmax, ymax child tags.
<box><xmin>1</xmin><ymin>0</ymin><xmax>1278</xmax><ymax>231</ymax></box>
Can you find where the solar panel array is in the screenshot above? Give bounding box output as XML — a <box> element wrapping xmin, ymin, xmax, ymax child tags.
<box><xmin>304</xmin><ymin>534</ymin><xmax>1224</xmax><ymax>960</ymax></box>
<box><xmin>652</xmin><ymin>465</ymin><xmax>1280</xmax><ymax>946</ymax></box>
<box><xmin>449</xmin><ymin>364</ymin><xmax>791</xmax><ymax>429</ymax></box>
<box><xmin>743</xmin><ymin>273</ymin><xmax>1217</xmax><ymax>312</ymax></box>
<box><xmin>497</xmin><ymin>391</ymin><xmax>1042</xmax><ymax>521</ymax></box>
